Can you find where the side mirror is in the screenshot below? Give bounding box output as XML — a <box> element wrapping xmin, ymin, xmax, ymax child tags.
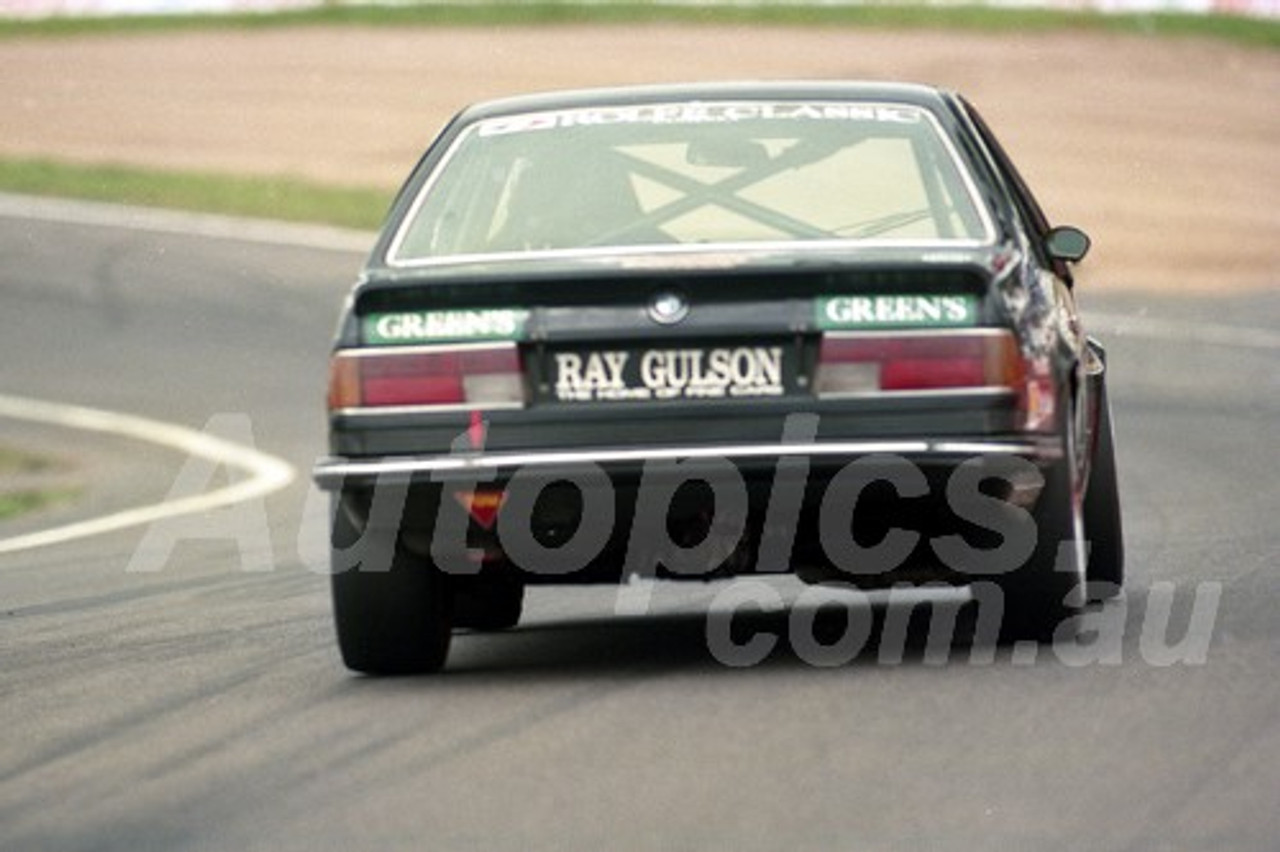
<box><xmin>1045</xmin><ymin>226</ymin><xmax>1091</xmax><ymax>263</ymax></box>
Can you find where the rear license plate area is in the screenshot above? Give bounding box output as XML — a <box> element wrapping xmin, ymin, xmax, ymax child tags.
<box><xmin>543</xmin><ymin>341</ymin><xmax>799</xmax><ymax>403</ymax></box>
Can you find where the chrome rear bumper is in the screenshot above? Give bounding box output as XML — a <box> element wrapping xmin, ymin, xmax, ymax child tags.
<box><xmin>313</xmin><ymin>436</ymin><xmax>1061</xmax><ymax>490</ymax></box>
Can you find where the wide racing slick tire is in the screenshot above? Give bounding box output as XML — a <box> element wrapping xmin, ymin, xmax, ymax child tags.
<box><xmin>987</xmin><ymin>422</ymin><xmax>1086</xmax><ymax>642</ymax></box>
<box><xmin>1083</xmin><ymin>380</ymin><xmax>1125</xmax><ymax>601</ymax></box>
<box><xmin>453</xmin><ymin>571</ymin><xmax>525</xmax><ymax>632</ymax></box>
<box><xmin>329</xmin><ymin>496</ymin><xmax>454</xmax><ymax>675</ymax></box>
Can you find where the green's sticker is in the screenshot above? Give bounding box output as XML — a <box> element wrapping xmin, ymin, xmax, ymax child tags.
<box><xmin>817</xmin><ymin>294</ymin><xmax>978</xmax><ymax>329</ymax></box>
<box><xmin>363</xmin><ymin>309</ymin><xmax>529</xmax><ymax>345</ymax></box>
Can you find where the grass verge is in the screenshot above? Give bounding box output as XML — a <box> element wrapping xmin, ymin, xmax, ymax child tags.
<box><xmin>0</xmin><ymin>446</ymin><xmax>53</xmax><ymax>475</ymax></box>
<box><xmin>0</xmin><ymin>158</ymin><xmax>390</xmax><ymax>230</ymax></box>
<box><xmin>0</xmin><ymin>446</ymin><xmax>79</xmax><ymax>523</ymax></box>
<box><xmin>0</xmin><ymin>488</ymin><xmax>80</xmax><ymax>522</ymax></box>
<box><xmin>0</xmin><ymin>3</ymin><xmax>1276</xmax><ymax>48</ymax></box>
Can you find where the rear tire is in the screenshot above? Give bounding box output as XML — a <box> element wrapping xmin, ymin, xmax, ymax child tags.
<box><xmin>330</xmin><ymin>497</ymin><xmax>454</xmax><ymax>675</ymax></box>
<box><xmin>1083</xmin><ymin>380</ymin><xmax>1125</xmax><ymax>601</ymax></box>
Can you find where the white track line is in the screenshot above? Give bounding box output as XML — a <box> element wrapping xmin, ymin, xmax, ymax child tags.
<box><xmin>0</xmin><ymin>393</ymin><xmax>296</xmax><ymax>556</ymax></box>
<box><xmin>0</xmin><ymin>192</ymin><xmax>374</xmax><ymax>254</ymax></box>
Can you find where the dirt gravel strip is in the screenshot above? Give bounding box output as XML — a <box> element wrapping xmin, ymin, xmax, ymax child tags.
<box><xmin>1</xmin><ymin>25</ymin><xmax>1277</xmax><ymax>292</ymax></box>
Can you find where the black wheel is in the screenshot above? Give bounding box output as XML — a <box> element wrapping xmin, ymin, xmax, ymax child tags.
<box><xmin>330</xmin><ymin>496</ymin><xmax>454</xmax><ymax>675</ymax></box>
<box><xmin>1083</xmin><ymin>380</ymin><xmax>1124</xmax><ymax>601</ymax></box>
<box><xmin>992</xmin><ymin>425</ymin><xmax>1087</xmax><ymax>642</ymax></box>
<box><xmin>454</xmin><ymin>572</ymin><xmax>525</xmax><ymax>632</ymax></box>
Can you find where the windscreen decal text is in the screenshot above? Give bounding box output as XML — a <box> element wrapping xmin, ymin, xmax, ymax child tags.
<box><xmin>479</xmin><ymin>103</ymin><xmax>921</xmax><ymax>137</ymax></box>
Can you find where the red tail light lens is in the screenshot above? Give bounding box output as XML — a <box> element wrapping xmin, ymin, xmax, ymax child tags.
<box><xmin>816</xmin><ymin>329</ymin><xmax>1056</xmax><ymax>431</ymax></box>
<box><xmin>816</xmin><ymin>330</ymin><xmax>1025</xmax><ymax>395</ymax></box>
<box><xmin>328</xmin><ymin>343</ymin><xmax>525</xmax><ymax>410</ymax></box>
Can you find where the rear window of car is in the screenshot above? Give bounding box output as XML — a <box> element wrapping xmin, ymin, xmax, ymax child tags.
<box><xmin>388</xmin><ymin>101</ymin><xmax>995</xmax><ymax>266</ymax></box>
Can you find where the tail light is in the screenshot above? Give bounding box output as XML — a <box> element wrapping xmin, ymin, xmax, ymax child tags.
<box><xmin>328</xmin><ymin>343</ymin><xmax>526</xmax><ymax>411</ymax></box>
<box><xmin>815</xmin><ymin>329</ymin><xmax>1055</xmax><ymax>431</ymax></box>
<box><xmin>816</xmin><ymin>330</ymin><xmax>1022</xmax><ymax>393</ymax></box>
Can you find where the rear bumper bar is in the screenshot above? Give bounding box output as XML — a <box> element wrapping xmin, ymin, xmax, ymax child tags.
<box><xmin>313</xmin><ymin>436</ymin><xmax>1061</xmax><ymax>490</ymax></box>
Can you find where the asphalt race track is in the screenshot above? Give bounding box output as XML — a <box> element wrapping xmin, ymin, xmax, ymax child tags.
<box><xmin>1</xmin><ymin>201</ymin><xmax>1278</xmax><ymax>851</ymax></box>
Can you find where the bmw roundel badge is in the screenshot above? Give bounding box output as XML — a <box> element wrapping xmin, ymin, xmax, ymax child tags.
<box><xmin>648</xmin><ymin>291</ymin><xmax>689</xmax><ymax>325</ymax></box>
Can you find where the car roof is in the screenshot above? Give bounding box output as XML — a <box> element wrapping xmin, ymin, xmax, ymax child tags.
<box><xmin>452</xmin><ymin>81</ymin><xmax>957</xmax><ymax>124</ymax></box>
